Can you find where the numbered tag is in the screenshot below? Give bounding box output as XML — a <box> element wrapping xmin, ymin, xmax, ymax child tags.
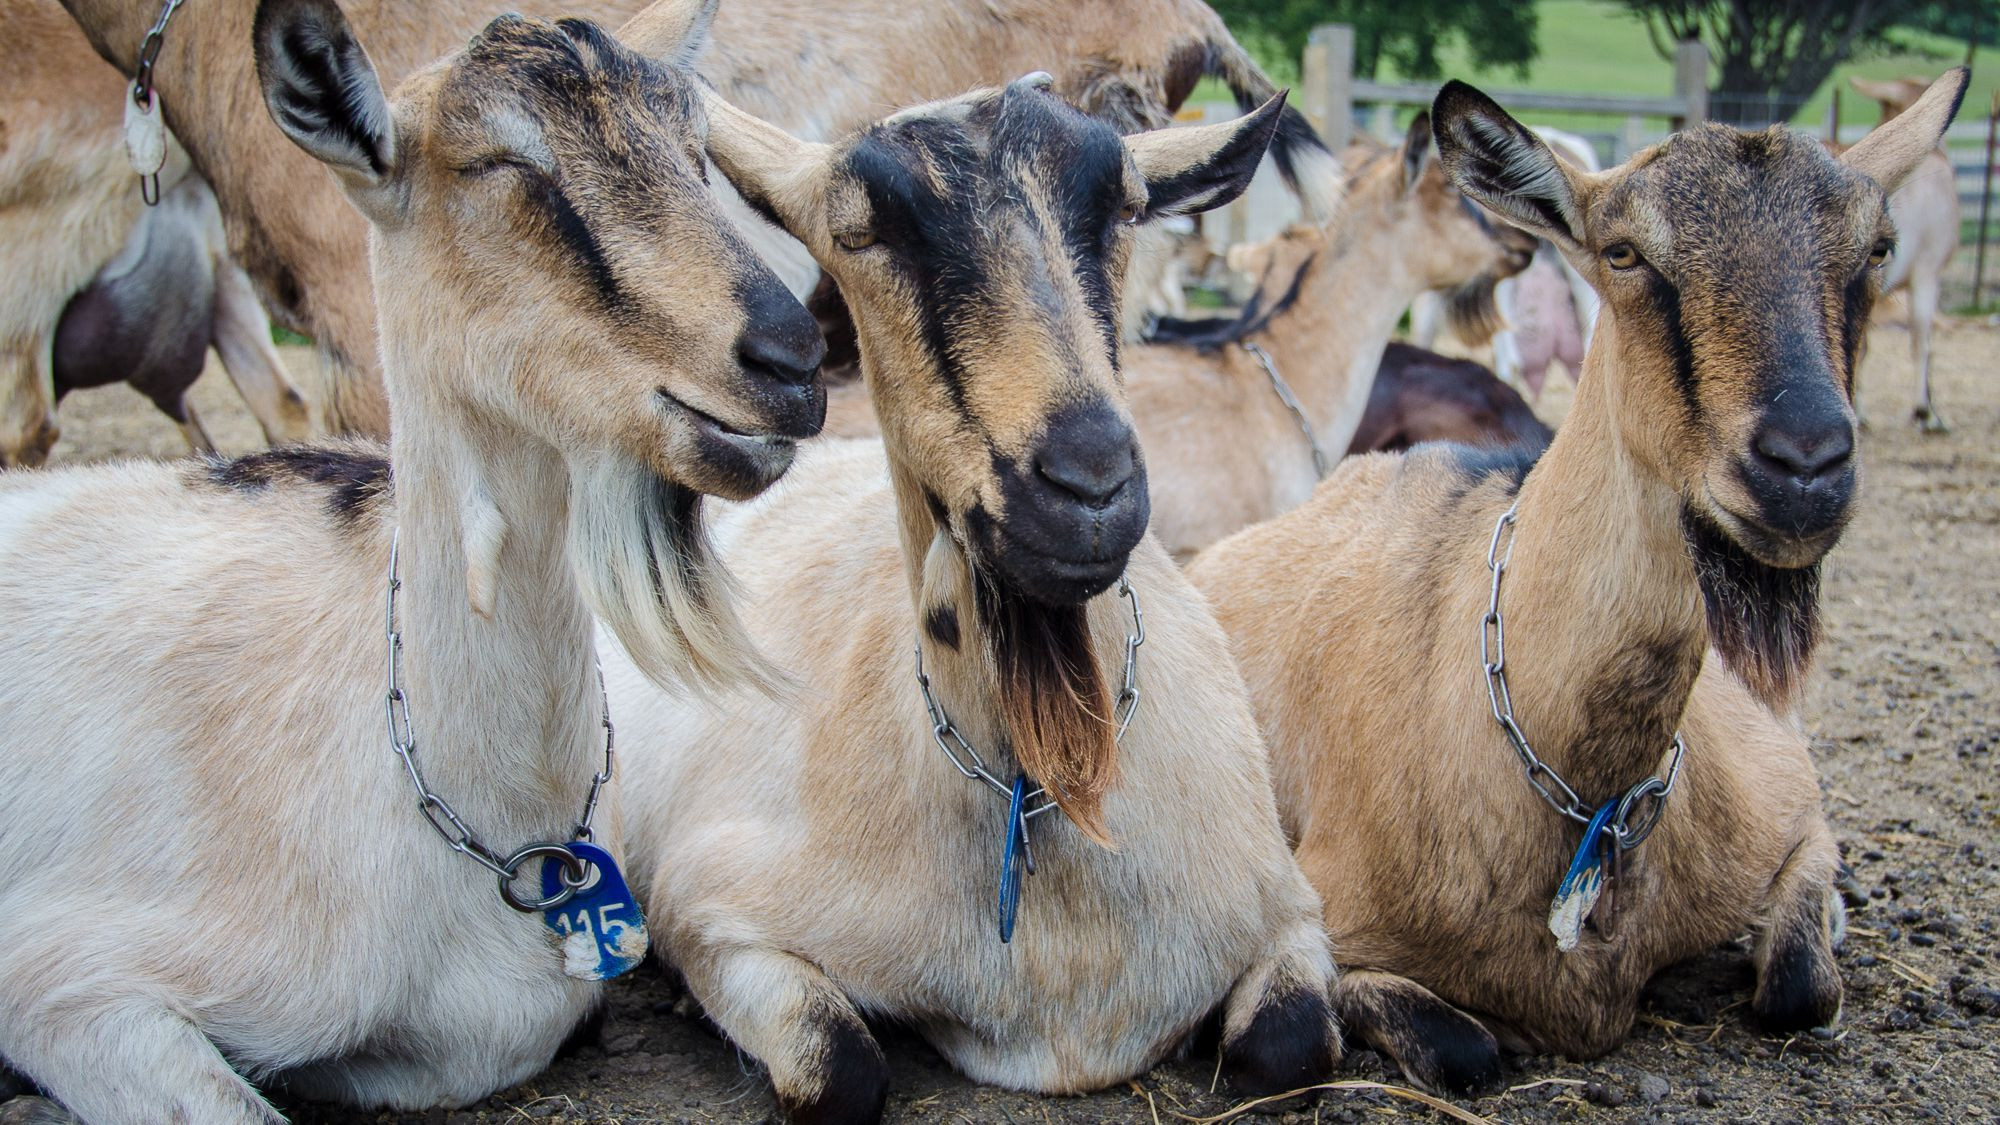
<box><xmin>541</xmin><ymin>841</ymin><xmax>649</xmax><ymax>981</ymax></box>
<box><xmin>124</xmin><ymin>85</ymin><xmax>167</xmax><ymax>178</ymax></box>
<box><xmin>1547</xmin><ymin>800</ymin><xmax>1618</xmax><ymax>953</ymax></box>
<box><xmin>997</xmin><ymin>776</ymin><xmax>1028</xmax><ymax>944</ymax></box>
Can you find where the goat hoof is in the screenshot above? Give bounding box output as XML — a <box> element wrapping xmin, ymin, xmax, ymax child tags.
<box><xmin>1335</xmin><ymin>973</ymin><xmax>1502</xmax><ymax>1095</ymax></box>
<box><xmin>1222</xmin><ymin>985</ymin><xmax>1340</xmax><ymax>1097</ymax></box>
<box><xmin>776</xmin><ymin>1015</ymin><xmax>889</xmax><ymax>1125</ymax></box>
<box><xmin>0</xmin><ymin>1097</ymin><xmax>76</xmax><ymax>1125</ymax></box>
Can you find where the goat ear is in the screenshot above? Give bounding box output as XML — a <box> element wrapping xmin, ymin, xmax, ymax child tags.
<box><xmin>1840</xmin><ymin>67</ymin><xmax>1967</xmax><ymax>195</ymax></box>
<box><xmin>1400</xmin><ymin>110</ymin><xmax>1434</xmax><ymax>195</ymax></box>
<box><xmin>254</xmin><ymin>0</ymin><xmax>395</xmax><ymax>206</ymax></box>
<box><xmin>615</xmin><ymin>0</ymin><xmax>717</xmax><ymax>68</ymax></box>
<box><xmin>1431</xmin><ymin>80</ymin><xmax>1586</xmax><ymax>248</ymax></box>
<box><xmin>1125</xmin><ymin>92</ymin><xmax>1286</xmax><ymax>219</ymax></box>
<box><xmin>700</xmin><ymin>89</ymin><xmax>830</xmax><ymax>243</ymax></box>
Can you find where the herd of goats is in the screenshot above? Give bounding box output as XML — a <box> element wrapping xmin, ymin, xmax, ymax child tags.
<box><xmin>0</xmin><ymin>0</ymin><xmax>1973</xmax><ymax>1122</ymax></box>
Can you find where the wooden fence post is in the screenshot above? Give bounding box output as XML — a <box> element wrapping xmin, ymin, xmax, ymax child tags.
<box><xmin>1305</xmin><ymin>24</ymin><xmax>1353</xmax><ymax>152</ymax></box>
<box><xmin>1672</xmin><ymin>38</ymin><xmax>1708</xmax><ymax>127</ymax></box>
<box><xmin>1974</xmin><ymin>92</ymin><xmax>1998</xmax><ymax>309</ymax></box>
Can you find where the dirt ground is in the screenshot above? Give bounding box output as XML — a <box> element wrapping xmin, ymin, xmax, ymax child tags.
<box><xmin>45</xmin><ymin>318</ymin><xmax>2000</xmax><ymax>1124</ymax></box>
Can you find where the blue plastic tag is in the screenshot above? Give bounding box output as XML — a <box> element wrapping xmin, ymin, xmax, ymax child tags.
<box><xmin>1547</xmin><ymin>800</ymin><xmax>1618</xmax><ymax>953</ymax></box>
<box><xmin>998</xmin><ymin>776</ymin><xmax>1028</xmax><ymax>943</ymax></box>
<box><xmin>541</xmin><ymin>841</ymin><xmax>649</xmax><ymax>980</ymax></box>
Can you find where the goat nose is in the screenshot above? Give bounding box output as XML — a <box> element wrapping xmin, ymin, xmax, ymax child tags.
<box><xmin>1753</xmin><ymin>421</ymin><xmax>1852</xmax><ymax>486</ymax></box>
<box><xmin>735</xmin><ymin>280</ymin><xmax>826</xmax><ymax>387</ymax></box>
<box><xmin>1037</xmin><ymin>433</ymin><xmax>1137</xmax><ymax>509</ymax></box>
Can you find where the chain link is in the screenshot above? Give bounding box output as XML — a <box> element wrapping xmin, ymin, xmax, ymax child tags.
<box><xmin>127</xmin><ymin>0</ymin><xmax>187</xmax><ymax>207</ymax></box>
<box><xmin>386</xmin><ymin>530</ymin><xmax>607</xmax><ymax>912</ymax></box>
<box><xmin>915</xmin><ymin>576</ymin><xmax>1145</xmax><ymax>828</ymax></box>
<box><xmin>1241</xmin><ymin>342</ymin><xmax>1329</xmax><ymax>480</ymax></box>
<box><xmin>1482</xmin><ymin>501</ymin><xmax>1685</xmax><ymax>850</ymax></box>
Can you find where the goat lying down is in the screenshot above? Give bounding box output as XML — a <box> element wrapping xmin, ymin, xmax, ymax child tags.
<box><xmin>0</xmin><ymin>0</ymin><xmax>310</xmax><ymax>465</ymax></box>
<box><xmin>1190</xmin><ymin>73</ymin><xmax>1967</xmax><ymax>1091</ymax></box>
<box><xmin>0</xmin><ymin>1</ymin><xmax>825</xmax><ymax>1121</ymax></box>
<box><xmin>605</xmin><ymin>75</ymin><xmax>1336</xmax><ymax>1123</ymax></box>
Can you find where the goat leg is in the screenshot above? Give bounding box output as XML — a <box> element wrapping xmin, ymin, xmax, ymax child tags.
<box><xmin>1217</xmin><ymin>916</ymin><xmax>1341</xmax><ymax>1097</ymax></box>
<box><xmin>1750</xmin><ymin>830</ymin><xmax>1845</xmax><ymax>1033</ymax></box>
<box><xmin>0</xmin><ymin>991</ymin><xmax>284</xmax><ymax>1125</ymax></box>
<box><xmin>1330</xmin><ymin>969</ymin><xmax>1501</xmax><ymax>1095</ymax></box>
<box><xmin>674</xmin><ymin>943</ymin><xmax>887</xmax><ymax>1125</ymax></box>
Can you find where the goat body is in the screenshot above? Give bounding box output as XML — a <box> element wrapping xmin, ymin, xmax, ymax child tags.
<box><xmin>1347</xmin><ymin>343</ymin><xmax>1552</xmax><ymax>454</ymax></box>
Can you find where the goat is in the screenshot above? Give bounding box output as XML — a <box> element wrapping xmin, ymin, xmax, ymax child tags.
<box><xmin>1188</xmin><ymin>72</ymin><xmax>1967</xmax><ymax>1093</ymax></box>
<box><xmin>601</xmin><ymin>74</ymin><xmax>1338</xmax><ymax>1124</ymax></box>
<box><xmin>1347</xmin><ymin>343</ymin><xmax>1552</xmax><ymax>454</ymax></box>
<box><xmin>0</xmin><ymin>0</ymin><xmax>310</xmax><ymax>465</ymax></box>
<box><xmin>1848</xmin><ymin>75</ymin><xmax>1961</xmax><ymax>432</ymax></box>
<box><xmin>54</xmin><ymin>0</ymin><xmax>1330</xmax><ymax>435</ymax></box>
<box><xmin>0</xmin><ymin>2</ymin><xmax>825</xmax><ymax>1121</ymax></box>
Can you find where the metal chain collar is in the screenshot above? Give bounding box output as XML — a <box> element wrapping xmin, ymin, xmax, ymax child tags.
<box><xmin>915</xmin><ymin>576</ymin><xmax>1145</xmax><ymax>841</ymax></box>
<box><xmin>129</xmin><ymin>0</ymin><xmax>187</xmax><ymax>205</ymax></box>
<box><xmin>386</xmin><ymin>530</ymin><xmax>614</xmax><ymax>912</ymax></box>
<box><xmin>1241</xmin><ymin>341</ymin><xmax>1329</xmax><ymax>480</ymax></box>
<box><xmin>1481</xmin><ymin>500</ymin><xmax>1686</xmax><ymax>851</ymax></box>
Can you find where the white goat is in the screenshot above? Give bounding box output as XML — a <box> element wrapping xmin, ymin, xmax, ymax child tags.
<box><xmin>0</xmin><ymin>1</ymin><xmax>825</xmax><ymax>1121</ymax></box>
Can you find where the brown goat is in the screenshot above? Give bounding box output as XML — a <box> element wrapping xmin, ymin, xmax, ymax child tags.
<box><xmin>1188</xmin><ymin>72</ymin><xmax>1967</xmax><ymax>1092</ymax></box>
<box><xmin>54</xmin><ymin>0</ymin><xmax>1327</xmax><ymax>435</ymax></box>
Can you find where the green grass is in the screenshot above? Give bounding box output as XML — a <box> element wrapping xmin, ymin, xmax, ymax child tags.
<box><xmin>1220</xmin><ymin>0</ymin><xmax>1997</xmax><ymax>137</ymax></box>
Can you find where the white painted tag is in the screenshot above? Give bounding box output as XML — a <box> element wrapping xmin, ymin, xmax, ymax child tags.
<box><xmin>124</xmin><ymin>86</ymin><xmax>167</xmax><ymax>178</ymax></box>
<box><xmin>1547</xmin><ymin>859</ymin><xmax>1605</xmax><ymax>953</ymax></box>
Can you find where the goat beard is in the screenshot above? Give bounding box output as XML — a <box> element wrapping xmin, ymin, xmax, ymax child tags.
<box><xmin>567</xmin><ymin>454</ymin><xmax>774</xmax><ymax>696</ymax></box>
<box><xmin>1681</xmin><ymin>506</ymin><xmax>1821</xmax><ymax>710</ymax></box>
<box><xmin>973</xmin><ymin>570</ymin><xmax>1121</xmax><ymax>847</ymax></box>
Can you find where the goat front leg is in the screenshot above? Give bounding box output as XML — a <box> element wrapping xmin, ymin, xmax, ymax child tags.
<box><xmin>676</xmin><ymin>943</ymin><xmax>887</xmax><ymax>1125</ymax></box>
<box><xmin>1751</xmin><ymin>835</ymin><xmax>1844</xmax><ymax>1032</ymax></box>
<box><xmin>0</xmin><ymin>990</ymin><xmax>282</xmax><ymax>1125</ymax></box>
<box><xmin>1332</xmin><ymin>970</ymin><xmax>1501</xmax><ymax>1094</ymax></box>
<box><xmin>1217</xmin><ymin>918</ymin><xmax>1340</xmax><ymax>1096</ymax></box>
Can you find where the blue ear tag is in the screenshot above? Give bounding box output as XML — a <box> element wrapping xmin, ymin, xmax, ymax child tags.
<box><xmin>1547</xmin><ymin>799</ymin><xmax>1618</xmax><ymax>953</ymax></box>
<box><xmin>541</xmin><ymin>841</ymin><xmax>650</xmax><ymax>980</ymax></box>
<box><xmin>998</xmin><ymin>775</ymin><xmax>1029</xmax><ymax>943</ymax></box>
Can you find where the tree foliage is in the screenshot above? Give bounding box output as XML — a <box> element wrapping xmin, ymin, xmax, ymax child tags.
<box><xmin>1622</xmin><ymin>0</ymin><xmax>1989</xmax><ymax>123</ymax></box>
<box><xmin>1208</xmin><ymin>0</ymin><xmax>1538</xmax><ymax>82</ymax></box>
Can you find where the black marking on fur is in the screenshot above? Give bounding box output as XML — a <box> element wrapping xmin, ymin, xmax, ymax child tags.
<box><xmin>1565</xmin><ymin>632</ymin><xmax>1703</xmax><ymax>804</ymax></box>
<box><xmin>1643</xmin><ymin>270</ymin><xmax>1702</xmax><ymax>423</ymax></box>
<box><xmin>1222</xmin><ymin>985</ymin><xmax>1337</xmax><ymax>1097</ymax></box>
<box><xmin>520</xmin><ymin>171</ymin><xmax>631</xmax><ymax>315</ymax></box>
<box><xmin>1144</xmin><ymin>253</ymin><xmax>1314</xmax><ymax>352</ymax></box>
<box><xmin>1351</xmin><ymin>344</ymin><xmax>1552</xmax><ymax>454</ymax></box>
<box><xmin>1202</xmin><ymin>39</ymin><xmax>1332</xmax><ymax>199</ymax></box>
<box><xmin>1681</xmin><ymin>506</ymin><xmax>1821</xmax><ymax>704</ymax></box>
<box><xmin>206</xmin><ymin>446</ymin><xmax>391</xmax><ymax>523</ymax></box>
<box><xmin>777</xmin><ymin>1010</ymin><xmax>888</xmax><ymax>1125</ymax></box>
<box><xmin>1839</xmin><ymin>270</ymin><xmax>1874</xmax><ymax>389</ymax></box>
<box><xmin>923</xmin><ymin>604</ymin><xmax>961</xmax><ymax>651</ymax></box>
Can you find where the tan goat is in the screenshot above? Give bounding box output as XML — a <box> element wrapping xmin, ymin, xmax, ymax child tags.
<box><xmin>54</xmin><ymin>0</ymin><xmax>1328</xmax><ymax>435</ymax></box>
<box><xmin>0</xmin><ymin>0</ymin><xmax>310</xmax><ymax>464</ymax></box>
<box><xmin>602</xmin><ymin>77</ymin><xmax>1337</xmax><ymax>1123</ymax></box>
<box><xmin>1848</xmin><ymin>75</ymin><xmax>1962</xmax><ymax>431</ymax></box>
<box><xmin>822</xmin><ymin>113</ymin><xmax>1533</xmax><ymax>560</ymax></box>
<box><xmin>1188</xmin><ymin>72</ymin><xmax>1967</xmax><ymax>1092</ymax></box>
<box><xmin>0</xmin><ymin>2</ymin><xmax>825</xmax><ymax>1120</ymax></box>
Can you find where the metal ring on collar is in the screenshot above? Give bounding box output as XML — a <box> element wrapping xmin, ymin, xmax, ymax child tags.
<box><xmin>1612</xmin><ymin>776</ymin><xmax>1671</xmax><ymax>851</ymax></box>
<box><xmin>496</xmin><ymin>843</ymin><xmax>589</xmax><ymax>913</ymax></box>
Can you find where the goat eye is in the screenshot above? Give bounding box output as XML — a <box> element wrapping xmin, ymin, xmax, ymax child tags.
<box><xmin>834</xmin><ymin>230</ymin><xmax>877</xmax><ymax>252</ymax></box>
<box><xmin>1868</xmin><ymin>239</ymin><xmax>1893</xmax><ymax>267</ymax></box>
<box><xmin>1603</xmin><ymin>243</ymin><xmax>1642</xmax><ymax>271</ymax></box>
<box><xmin>1117</xmin><ymin>201</ymin><xmax>1143</xmax><ymax>225</ymax></box>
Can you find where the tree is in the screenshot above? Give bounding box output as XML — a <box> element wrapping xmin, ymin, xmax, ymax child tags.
<box><xmin>1622</xmin><ymin>0</ymin><xmax>1989</xmax><ymax>124</ymax></box>
<box><xmin>1208</xmin><ymin>0</ymin><xmax>1538</xmax><ymax>83</ymax></box>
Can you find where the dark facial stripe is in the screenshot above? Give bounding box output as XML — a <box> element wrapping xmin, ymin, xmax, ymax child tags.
<box><xmin>1839</xmin><ymin>271</ymin><xmax>1874</xmax><ymax>389</ymax></box>
<box><xmin>1642</xmin><ymin>270</ymin><xmax>1701</xmax><ymax>423</ymax></box>
<box><xmin>520</xmin><ymin>170</ymin><xmax>631</xmax><ymax>315</ymax></box>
